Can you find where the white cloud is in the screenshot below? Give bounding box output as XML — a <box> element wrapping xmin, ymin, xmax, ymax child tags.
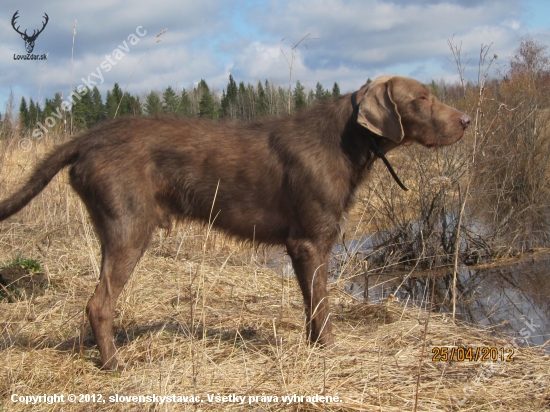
<box><xmin>0</xmin><ymin>0</ymin><xmax>545</xmax><ymax>108</ymax></box>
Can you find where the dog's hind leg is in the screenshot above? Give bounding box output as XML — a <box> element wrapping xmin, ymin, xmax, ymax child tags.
<box><xmin>85</xmin><ymin>221</ymin><xmax>154</xmax><ymax>371</ymax></box>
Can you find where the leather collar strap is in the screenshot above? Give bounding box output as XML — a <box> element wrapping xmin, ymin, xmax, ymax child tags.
<box><xmin>351</xmin><ymin>91</ymin><xmax>409</xmax><ymax>191</ymax></box>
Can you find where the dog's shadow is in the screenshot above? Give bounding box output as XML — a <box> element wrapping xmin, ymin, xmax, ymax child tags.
<box><xmin>50</xmin><ymin>321</ymin><xmax>264</xmax><ymax>363</ymax></box>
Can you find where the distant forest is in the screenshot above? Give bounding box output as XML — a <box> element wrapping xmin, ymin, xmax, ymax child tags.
<box><xmin>15</xmin><ymin>75</ymin><xmax>343</xmax><ymax>134</ymax></box>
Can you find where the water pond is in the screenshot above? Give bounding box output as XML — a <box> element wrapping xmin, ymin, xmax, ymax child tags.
<box><xmin>266</xmin><ymin>240</ymin><xmax>550</xmax><ymax>352</ymax></box>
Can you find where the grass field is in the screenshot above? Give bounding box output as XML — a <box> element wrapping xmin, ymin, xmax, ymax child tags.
<box><xmin>1</xmin><ymin>137</ymin><xmax>548</xmax><ymax>411</ymax></box>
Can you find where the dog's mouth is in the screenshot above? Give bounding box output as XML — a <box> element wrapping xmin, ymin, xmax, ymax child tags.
<box><xmin>420</xmin><ymin>140</ymin><xmax>454</xmax><ymax>149</ymax></box>
<box><xmin>424</xmin><ymin>131</ymin><xmax>466</xmax><ymax>148</ymax></box>
<box><xmin>415</xmin><ymin>140</ymin><xmax>441</xmax><ymax>149</ymax></box>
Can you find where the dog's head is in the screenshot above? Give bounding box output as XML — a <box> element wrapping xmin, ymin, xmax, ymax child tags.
<box><xmin>356</xmin><ymin>75</ymin><xmax>470</xmax><ymax>148</ymax></box>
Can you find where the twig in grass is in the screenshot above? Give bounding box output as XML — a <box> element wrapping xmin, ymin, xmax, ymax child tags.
<box><xmin>323</xmin><ymin>356</ymin><xmax>326</xmax><ymax>396</ymax></box>
<box><xmin>538</xmin><ymin>381</ymin><xmax>550</xmax><ymax>410</ymax></box>
<box><xmin>377</xmin><ymin>345</ymin><xmax>382</xmax><ymax>411</ymax></box>
<box><xmin>0</xmin><ymin>282</ymin><xmax>17</xmax><ymax>302</ymax></box>
<box><xmin>190</xmin><ymin>180</ymin><xmax>220</xmax><ymax>402</ymax></box>
<box><xmin>413</xmin><ymin>274</ymin><xmax>436</xmax><ymax>412</ymax></box>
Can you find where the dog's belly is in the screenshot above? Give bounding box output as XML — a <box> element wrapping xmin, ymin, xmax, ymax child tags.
<box><xmin>157</xmin><ymin>176</ymin><xmax>290</xmax><ymax>245</ymax></box>
<box><xmin>211</xmin><ymin>205</ymin><xmax>290</xmax><ymax>244</ymax></box>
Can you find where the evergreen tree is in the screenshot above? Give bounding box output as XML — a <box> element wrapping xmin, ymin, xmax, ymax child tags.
<box><xmin>228</xmin><ymin>75</ymin><xmax>238</xmax><ymax>117</ymax></box>
<box><xmin>221</xmin><ymin>74</ymin><xmax>238</xmax><ymax>118</ymax></box>
<box><xmin>52</xmin><ymin>92</ymin><xmax>63</xmax><ymax>108</ymax></box>
<box><xmin>247</xmin><ymin>82</ymin><xmax>256</xmax><ymax>119</ymax></box>
<box><xmin>257</xmin><ymin>80</ymin><xmax>267</xmax><ymax>116</ymax></box>
<box><xmin>35</xmin><ymin>100</ymin><xmax>42</xmax><ymax>123</ymax></box>
<box><xmin>119</xmin><ymin>92</ymin><xmax>136</xmax><ymax>116</ymax></box>
<box><xmin>40</xmin><ymin>92</ymin><xmax>62</xmax><ymax>124</ymax></box>
<box><xmin>315</xmin><ymin>82</ymin><xmax>332</xmax><ymax>101</ymax></box>
<box><xmin>307</xmin><ymin>90</ymin><xmax>315</xmax><ymax>106</ymax></box>
<box><xmin>42</xmin><ymin>98</ymin><xmax>50</xmax><ymax>119</ymax></box>
<box><xmin>238</xmin><ymin>81</ymin><xmax>247</xmax><ymax>120</ymax></box>
<box><xmin>104</xmin><ymin>85</ymin><xmax>140</xmax><ymax>118</ymax></box>
<box><xmin>105</xmin><ymin>90</ymin><xmax>116</xmax><ymax>119</ymax></box>
<box><xmin>84</xmin><ymin>92</ymin><xmax>95</xmax><ymax>123</ymax></box>
<box><xmin>227</xmin><ymin>75</ymin><xmax>238</xmax><ymax>102</ymax></box>
<box><xmin>178</xmin><ymin>89</ymin><xmax>192</xmax><ymax>117</ymax></box>
<box><xmin>332</xmin><ymin>82</ymin><xmax>341</xmax><ymax>98</ymax></box>
<box><xmin>19</xmin><ymin>97</ymin><xmax>29</xmax><ymax>129</ymax></box>
<box><xmin>293</xmin><ymin>80</ymin><xmax>307</xmax><ymax>110</ymax></box>
<box><xmin>28</xmin><ymin>98</ymin><xmax>38</xmax><ymax>127</ymax></box>
<box><xmin>144</xmin><ymin>91</ymin><xmax>162</xmax><ymax>115</ymax></box>
<box><xmin>49</xmin><ymin>92</ymin><xmax>63</xmax><ymax>119</ymax></box>
<box><xmin>219</xmin><ymin>89</ymin><xmax>227</xmax><ymax>118</ymax></box>
<box><xmin>112</xmin><ymin>83</ymin><xmax>123</xmax><ymax>105</ymax></box>
<box><xmin>43</xmin><ymin>98</ymin><xmax>53</xmax><ymax>120</ymax></box>
<box><xmin>125</xmin><ymin>94</ymin><xmax>142</xmax><ymax>116</ymax></box>
<box><xmin>91</xmin><ymin>87</ymin><xmax>106</xmax><ymax>125</ymax></box>
<box><xmin>162</xmin><ymin>86</ymin><xmax>179</xmax><ymax>115</ymax></box>
<box><xmin>315</xmin><ymin>82</ymin><xmax>325</xmax><ymax>101</ymax></box>
<box><xmin>105</xmin><ymin>83</ymin><xmax>123</xmax><ymax>118</ymax></box>
<box><xmin>198</xmin><ymin>79</ymin><xmax>217</xmax><ymax>120</ymax></box>
<box><xmin>71</xmin><ymin>88</ymin><xmax>93</xmax><ymax>130</ymax></box>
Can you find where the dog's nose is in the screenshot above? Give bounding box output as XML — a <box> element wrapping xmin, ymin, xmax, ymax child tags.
<box><xmin>461</xmin><ymin>114</ymin><xmax>471</xmax><ymax>128</ymax></box>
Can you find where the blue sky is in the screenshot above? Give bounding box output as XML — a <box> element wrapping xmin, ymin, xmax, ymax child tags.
<box><xmin>1</xmin><ymin>0</ymin><xmax>550</xmax><ymax>112</ymax></box>
<box><xmin>524</xmin><ymin>0</ymin><xmax>550</xmax><ymax>29</ymax></box>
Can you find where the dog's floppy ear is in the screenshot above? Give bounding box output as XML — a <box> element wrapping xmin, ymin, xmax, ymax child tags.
<box><xmin>357</xmin><ymin>77</ymin><xmax>404</xmax><ymax>143</ymax></box>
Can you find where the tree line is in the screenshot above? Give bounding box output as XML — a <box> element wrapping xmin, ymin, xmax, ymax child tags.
<box><xmin>17</xmin><ymin>76</ymin><xmax>343</xmax><ymax>133</ymax></box>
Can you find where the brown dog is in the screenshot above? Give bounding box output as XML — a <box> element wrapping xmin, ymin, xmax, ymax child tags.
<box><xmin>0</xmin><ymin>76</ymin><xmax>470</xmax><ymax>369</ymax></box>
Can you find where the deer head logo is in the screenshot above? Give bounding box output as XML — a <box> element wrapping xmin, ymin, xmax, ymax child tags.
<box><xmin>12</xmin><ymin>11</ymin><xmax>49</xmax><ymax>54</ymax></box>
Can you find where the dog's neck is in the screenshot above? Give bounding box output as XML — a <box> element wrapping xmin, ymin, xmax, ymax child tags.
<box><xmin>350</xmin><ymin>91</ymin><xmax>409</xmax><ymax>191</ymax></box>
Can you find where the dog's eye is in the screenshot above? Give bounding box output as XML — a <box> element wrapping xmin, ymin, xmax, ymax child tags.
<box><xmin>419</xmin><ymin>95</ymin><xmax>429</xmax><ymax>101</ymax></box>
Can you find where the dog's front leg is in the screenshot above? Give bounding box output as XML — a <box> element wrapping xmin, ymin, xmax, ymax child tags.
<box><xmin>286</xmin><ymin>238</ymin><xmax>334</xmax><ymax>346</ymax></box>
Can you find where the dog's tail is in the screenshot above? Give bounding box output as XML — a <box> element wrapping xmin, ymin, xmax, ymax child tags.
<box><xmin>0</xmin><ymin>138</ymin><xmax>80</xmax><ymax>221</ymax></box>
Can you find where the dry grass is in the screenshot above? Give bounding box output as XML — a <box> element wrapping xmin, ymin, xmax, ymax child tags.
<box><xmin>0</xmin><ymin>138</ymin><xmax>549</xmax><ymax>411</ymax></box>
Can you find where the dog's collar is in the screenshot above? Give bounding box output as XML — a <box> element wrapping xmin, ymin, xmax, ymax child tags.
<box><xmin>351</xmin><ymin>91</ymin><xmax>409</xmax><ymax>191</ymax></box>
